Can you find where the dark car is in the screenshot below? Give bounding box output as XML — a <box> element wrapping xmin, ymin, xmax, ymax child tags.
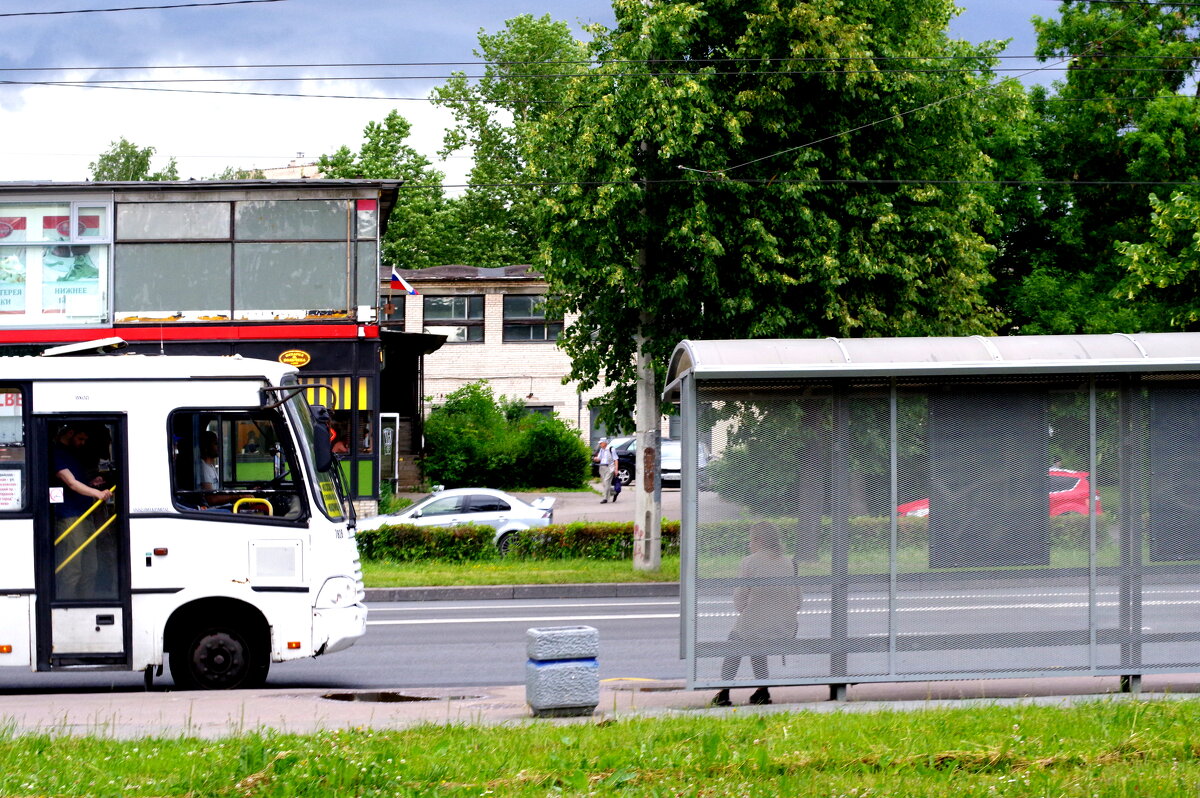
<box><xmin>614</xmin><ymin>438</ymin><xmax>711</xmax><ymax>488</ymax></box>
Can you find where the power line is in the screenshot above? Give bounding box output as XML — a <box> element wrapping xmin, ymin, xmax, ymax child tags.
<box><xmin>8</xmin><ymin>74</ymin><xmax>1198</xmax><ymax>107</ymax></box>
<box><xmin>1</xmin><ymin>51</ymin><xmax>1197</xmax><ymax>75</ymax></box>
<box><xmin>6</xmin><ymin>65</ymin><xmax>1199</xmax><ymax>85</ymax></box>
<box><xmin>681</xmin><ymin>2</ymin><xmax>1160</xmax><ymax>176</ymax></box>
<box><xmin>395</xmin><ymin>176</ymin><xmax>1200</xmax><ymax>192</ymax></box>
<box><xmin>0</xmin><ymin>0</ymin><xmax>283</xmax><ymax>17</ymax></box>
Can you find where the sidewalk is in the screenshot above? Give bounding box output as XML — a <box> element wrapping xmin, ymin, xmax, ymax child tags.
<box><xmin>3</xmin><ymin>675</ymin><xmax>1198</xmax><ymax>739</ymax></box>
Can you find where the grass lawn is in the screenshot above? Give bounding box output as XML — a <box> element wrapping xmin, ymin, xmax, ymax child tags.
<box><xmin>5</xmin><ymin>699</ymin><xmax>1200</xmax><ymax>795</ymax></box>
<box><xmin>362</xmin><ymin>555</ymin><xmax>680</xmax><ymax>587</ymax></box>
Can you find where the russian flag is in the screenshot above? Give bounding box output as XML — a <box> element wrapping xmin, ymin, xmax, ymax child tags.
<box><xmin>390</xmin><ymin>268</ymin><xmax>419</xmax><ymax>296</ymax></box>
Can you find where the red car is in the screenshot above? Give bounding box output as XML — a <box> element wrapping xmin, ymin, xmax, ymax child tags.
<box><xmin>897</xmin><ymin>470</ymin><xmax>1102</xmax><ymax>517</ymax></box>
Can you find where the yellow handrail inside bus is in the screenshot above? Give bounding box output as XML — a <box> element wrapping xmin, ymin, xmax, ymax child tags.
<box><xmin>55</xmin><ymin>514</ymin><xmax>117</xmax><ymax>575</ymax></box>
<box><xmin>233</xmin><ymin>497</ymin><xmax>273</xmax><ymax>516</ymax></box>
<box><xmin>53</xmin><ymin>486</ymin><xmax>117</xmax><ymax>546</ymax></box>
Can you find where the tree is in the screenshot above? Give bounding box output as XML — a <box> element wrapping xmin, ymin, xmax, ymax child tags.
<box><xmin>433</xmin><ymin>14</ymin><xmax>589</xmax><ymax>268</ymax></box>
<box><xmin>526</xmin><ymin>0</ymin><xmax>1008</xmax><ymax>568</ymax></box>
<box><xmin>1117</xmin><ymin>190</ymin><xmax>1200</xmax><ymax>329</ymax></box>
<box><xmin>318</xmin><ymin>110</ymin><xmax>465</xmax><ymax>269</ymax></box>
<box><xmin>210</xmin><ymin>166</ymin><xmax>265</xmax><ymax>179</ymax></box>
<box><xmin>89</xmin><ymin>138</ymin><xmax>179</xmax><ymax>181</ymax></box>
<box><xmin>422</xmin><ymin>381</ymin><xmax>590</xmax><ymax>489</ymax></box>
<box><xmin>998</xmin><ymin>1</ymin><xmax>1200</xmax><ymax>334</ymax></box>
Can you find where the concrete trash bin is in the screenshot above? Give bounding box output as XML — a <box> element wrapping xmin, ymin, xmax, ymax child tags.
<box><xmin>525</xmin><ymin>625</ymin><xmax>599</xmax><ymax>718</ymax></box>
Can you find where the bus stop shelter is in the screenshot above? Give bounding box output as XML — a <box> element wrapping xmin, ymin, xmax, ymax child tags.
<box><xmin>664</xmin><ymin>333</ymin><xmax>1200</xmax><ymax>696</ymax></box>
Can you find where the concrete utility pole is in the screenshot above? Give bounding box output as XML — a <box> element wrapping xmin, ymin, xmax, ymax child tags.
<box><xmin>632</xmin><ymin>134</ymin><xmax>661</xmax><ymax>573</ymax></box>
<box><xmin>633</xmin><ymin>327</ymin><xmax>661</xmax><ymax>572</ymax></box>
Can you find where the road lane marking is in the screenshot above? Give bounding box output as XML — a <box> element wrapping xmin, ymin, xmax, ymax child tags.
<box><xmin>368</xmin><ymin>600</ymin><xmax>680</xmax><ymax>613</ymax></box>
<box><xmin>367</xmin><ymin>613</ymin><xmax>679</xmax><ymax>626</ymax></box>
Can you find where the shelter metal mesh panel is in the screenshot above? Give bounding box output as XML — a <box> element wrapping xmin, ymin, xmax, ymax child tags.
<box><xmin>686</xmin><ymin>376</ymin><xmax>1200</xmax><ymax>688</ymax></box>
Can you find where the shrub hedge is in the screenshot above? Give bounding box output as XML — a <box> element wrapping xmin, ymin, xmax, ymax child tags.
<box><xmin>356</xmin><ymin>520</ymin><xmax>680</xmax><ymax>562</ymax></box>
<box><xmin>355</xmin><ymin>524</ymin><xmax>498</xmax><ymax>563</ymax></box>
<box><xmin>355</xmin><ymin>515</ymin><xmax>1100</xmax><ymax>563</ymax></box>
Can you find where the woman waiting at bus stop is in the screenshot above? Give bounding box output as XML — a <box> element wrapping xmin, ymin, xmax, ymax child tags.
<box><xmin>712</xmin><ymin>521</ymin><xmax>802</xmax><ymax>707</ymax></box>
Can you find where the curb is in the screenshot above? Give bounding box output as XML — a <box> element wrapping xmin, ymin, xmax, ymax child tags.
<box><xmin>364</xmin><ymin>582</ymin><xmax>680</xmax><ymax>602</ymax></box>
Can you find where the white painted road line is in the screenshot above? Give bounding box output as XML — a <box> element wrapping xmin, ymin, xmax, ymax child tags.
<box><xmin>368</xmin><ymin>613</ymin><xmax>679</xmax><ymax>626</ymax></box>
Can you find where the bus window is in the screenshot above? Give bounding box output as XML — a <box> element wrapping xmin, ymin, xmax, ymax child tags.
<box><xmin>170</xmin><ymin>411</ymin><xmax>305</xmax><ymax>521</ymax></box>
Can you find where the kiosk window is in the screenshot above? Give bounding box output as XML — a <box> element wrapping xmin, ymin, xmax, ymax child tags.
<box><xmin>171</xmin><ymin>410</ymin><xmax>304</xmax><ymax>521</ymax></box>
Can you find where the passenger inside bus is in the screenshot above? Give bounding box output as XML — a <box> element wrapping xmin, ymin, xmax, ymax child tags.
<box><xmin>171</xmin><ymin>411</ymin><xmax>303</xmax><ymax>520</ymax></box>
<box><xmin>51</xmin><ymin>422</ymin><xmax>117</xmax><ymax>600</ymax></box>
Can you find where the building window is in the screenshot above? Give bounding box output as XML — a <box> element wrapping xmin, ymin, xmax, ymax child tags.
<box><xmin>503</xmin><ymin>295</ymin><xmax>562</xmax><ymax>342</ymax></box>
<box><xmin>382</xmin><ymin>294</ymin><xmax>405</xmax><ymax>326</ymax></box>
<box><xmin>424</xmin><ymin>295</ymin><xmax>484</xmax><ymax>343</ymax></box>
<box><xmin>0</xmin><ymin>202</ymin><xmax>111</xmax><ymax>326</ymax></box>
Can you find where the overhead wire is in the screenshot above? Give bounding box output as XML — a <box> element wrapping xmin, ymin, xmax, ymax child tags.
<box><xmin>0</xmin><ymin>0</ymin><xmax>283</xmax><ymax>17</ymax></box>
<box><xmin>679</xmin><ymin>0</ymin><xmax>1163</xmax><ymax>176</ymax></box>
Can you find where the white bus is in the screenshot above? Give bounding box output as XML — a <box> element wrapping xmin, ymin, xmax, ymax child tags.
<box><xmin>0</xmin><ymin>351</ymin><xmax>366</xmax><ymax>688</ymax></box>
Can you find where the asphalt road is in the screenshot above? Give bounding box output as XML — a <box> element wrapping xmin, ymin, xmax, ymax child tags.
<box><xmin>9</xmin><ymin>579</ymin><xmax>1200</xmax><ymax>693</ymax></box>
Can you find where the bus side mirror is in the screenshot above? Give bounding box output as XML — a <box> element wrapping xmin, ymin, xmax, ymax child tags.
<box><xmin>311</xmin><ymin>404</ymin><xmax>334</xmax><ymax>472</ymax></box>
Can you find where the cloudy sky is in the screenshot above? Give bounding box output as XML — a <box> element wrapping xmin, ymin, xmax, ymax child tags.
<box><xmin>1</xmin><ymin>0</ymin><xmax>1051</xmax><ymax>186</ymax></box>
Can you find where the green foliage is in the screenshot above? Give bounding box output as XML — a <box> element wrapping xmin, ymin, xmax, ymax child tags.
<box><xmin>1118</xmin><ymin>190</ymin><xmax>1200</xmax><ymax>329</ymax></box>
<box><xmin>432</xmin><ymin>14</ymin><xmax>588</xmax><ymax>268</ymax></box>
<box><xmin>376</xmin><ymin>481</ymin><xmax>413</xmax><ymax>515</ymax></box>
<box><xmin>210</xmin><ymin>165</ymin><xmax>265</xmax><ymax>179</ymax></box>
<box><xmin>355</xmin><ymin>523</ymin><xmax>497</xmax><ymax>562</ymax></box>
<box><xmin>997</xmin><ymin>2</ymin><xmax>1200</xmax><ymax>335</ymax></box>
<box><xmin>422</xmin><ymin>381</ymin><xmax>590</xmax><ymax>489</ymax></box>
<box><xmin>5</xmin><ymin>702</ymin><xmax>1200</xmax><ymax>795</ymax></box>
<box><xmin>510</xmin><ymin>413</ymin><xmax>592</xmax><ymax>489</ymax></box>
<box><xmin>508</xmin><ymin>521</ymin><xmax>681</xmax><ymax>560</ymax></box>
<box><xmin>422</xmin><ymin>382</ymin><xmax>515</xmax><ymax>487</ymax></box>
<box><xmin>358</xmin><ymin>520</ymin><xmax>680</xmax><ymax>561</ymax></box>
<box><xmin>526</xmin><ymin>0</ymin><xmax>1005</xmax><ymax>428</ymax></box>
<box><xmin>88</xmin><ymin>137</ymin><xmax>179</xmax><ymax>181</ymax></box>
<box><xmin>318</xmin><ymin>110</ymin><xmax>466</xmax><ymax>269</ymax></box>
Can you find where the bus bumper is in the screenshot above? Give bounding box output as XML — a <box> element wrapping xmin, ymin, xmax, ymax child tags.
<box><xmin>313</xmin><ymin>603</ymin><xmax>368</xmax><ymax>655</ymax></box>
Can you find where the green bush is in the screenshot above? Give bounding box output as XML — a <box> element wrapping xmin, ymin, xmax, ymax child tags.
<box><xmin>377</xmin><ymin>481</ymin><xmax>413</xmax><ymax>515</ymax></box>
<box><xmin>422</xmin><ymin>381</ymin><xmax>589</xmax><ymax>489</ymax></box>
<box><xmin>508</xmin><ymin>521</ymin><xmax>681</xmax><ymax>560</ymax></box>
<box><xmin>356</xmin><ymin>520</ymin><xmax>679</xmax><ymax>561</ymax></box>
<box><xmin>356</xmin><ymin>523</ymin><xmax>499</xmax><ymax>563</ymax></box>
<box><xmin>511</xmin><ymin>413</ymin><xmax>592</xmax><ymax>488</ymax></box>
<box><xmin>422</xmin><ymin>383</ymin><xmax>515</xmax><ymax>488</ymax></box>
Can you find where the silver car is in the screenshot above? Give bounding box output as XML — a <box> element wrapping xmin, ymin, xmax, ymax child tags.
<box><xmin>358</xmin><ymin>487</ymin><xmax>556</xmax><ymax>554</ymax></box>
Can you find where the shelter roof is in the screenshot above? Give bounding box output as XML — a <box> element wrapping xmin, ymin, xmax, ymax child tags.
<box><xmin>665</xmin><ymin>333</ymin><xmax>1200</xmax><ymax>399</ymax></box>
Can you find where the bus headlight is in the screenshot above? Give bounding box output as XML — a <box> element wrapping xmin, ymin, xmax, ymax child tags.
<box><xmin>315</xmin><ymin>577</ymin><xmax>361</xmax><ymax>609</ymax></box>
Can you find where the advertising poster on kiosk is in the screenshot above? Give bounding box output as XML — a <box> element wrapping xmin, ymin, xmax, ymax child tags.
<box><xmin>41</xmin><ymin>214</ymin><xmax>101</xmax><ymax>318</ymax></box>
<box><xmin>0</xmin><ymin>216</ymin><xmax>27</xmax><ymax>314</ymax></box>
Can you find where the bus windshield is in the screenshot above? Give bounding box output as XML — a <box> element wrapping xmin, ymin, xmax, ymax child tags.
<box><xmin>283</xmin><ymin>386</ymin><xmax>345</xmax><ymax>523</ymax></box>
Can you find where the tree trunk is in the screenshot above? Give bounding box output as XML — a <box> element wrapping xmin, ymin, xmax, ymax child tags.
<box><xmin>633</xmin><ymin>329</ymin><xmax>661</xmax><ymax>572</ymax></box>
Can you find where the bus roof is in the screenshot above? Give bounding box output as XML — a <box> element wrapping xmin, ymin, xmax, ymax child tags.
<box><xmin>0</xmin><ymin>354</ymin><xmax>296</xmax><ymax>383</ymax></box>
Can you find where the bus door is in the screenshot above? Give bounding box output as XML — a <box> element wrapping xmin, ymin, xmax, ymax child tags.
<box><xmin>35</xmin><ymin>416</ymin><xmax>129</xmax><ymax>669</ymax></box>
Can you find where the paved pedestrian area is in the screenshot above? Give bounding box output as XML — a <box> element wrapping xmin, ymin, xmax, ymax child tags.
<box><xmin>2</xmin><ymin>674</ymin><xmax>1199</xmax><ymax>738</ymax></box>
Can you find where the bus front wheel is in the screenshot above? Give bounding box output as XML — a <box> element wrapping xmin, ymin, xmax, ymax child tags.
<box><xmin>170</xmin><ymin>625</ymin><xmax>269</xmax><ymax>690</ymax></box>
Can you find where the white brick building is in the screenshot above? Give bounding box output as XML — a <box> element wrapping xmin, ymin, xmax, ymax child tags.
<box><xmin>384</xmin><ymin>265</ymin><xmax>613</xmax><ymax>442</ymax></box>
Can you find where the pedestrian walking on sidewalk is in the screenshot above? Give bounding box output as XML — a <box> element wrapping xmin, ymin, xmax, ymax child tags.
<box><xmin>594</xmin><ymin>438</ymin><xmax>617</xmax><ymax>503</ymax></box>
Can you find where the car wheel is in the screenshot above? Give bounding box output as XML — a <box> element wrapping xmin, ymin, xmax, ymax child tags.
<box><xmin>618</xmin><ymin>466</ymin><xmax>633</xmax><ymax>485</ymax></box>
<box><xmin>496</xmin><ymin>532</ymin><xmax>516</xmax><ymax>556</ymax></box>
<box><xmin>170</xmin><ymin>625</ymin><xmax>268</xmax><ymax>690</ymax></box>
